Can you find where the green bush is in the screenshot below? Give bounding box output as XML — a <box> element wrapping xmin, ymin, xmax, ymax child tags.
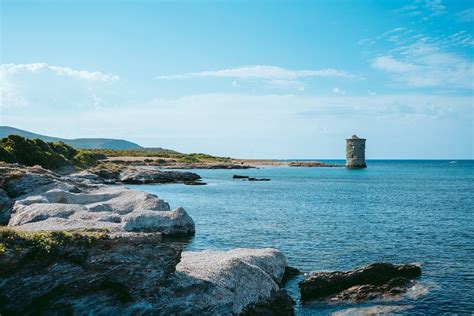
<box><xmin>0</xmin><ymin>135</ymin><xmax>98</xmax><ymax>170</ymax></box>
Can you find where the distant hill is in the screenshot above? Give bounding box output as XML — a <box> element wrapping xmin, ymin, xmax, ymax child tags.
<box><xmin>0</xmin><ymin>126</ymin><xmax>143</xmax><ymax>150</ymax></box>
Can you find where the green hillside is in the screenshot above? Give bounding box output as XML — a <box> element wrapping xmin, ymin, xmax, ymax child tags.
<box><xmin>0</xmin><ymin>126</ymin><xmax>142</xmax><ymax>150</ymax></box>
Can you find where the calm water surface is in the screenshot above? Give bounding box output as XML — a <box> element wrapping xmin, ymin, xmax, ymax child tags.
<box><xmin>131</xmin><ymin>160</ymin><xmax>474</xmax><ymax>315</ymax></box>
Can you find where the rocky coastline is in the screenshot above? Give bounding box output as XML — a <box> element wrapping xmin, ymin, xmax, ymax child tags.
<box><xmin>0</xmin><ymin>162</ymin><xmax>425</xmax><ymax>314</ymax></box>
<box><xmin>0</xmin><ymin>162</ymin><xmax>294</xmax><ymax>314</ymax></box>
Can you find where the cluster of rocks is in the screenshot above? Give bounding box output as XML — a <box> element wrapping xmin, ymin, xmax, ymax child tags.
<box><xmin>233</xmin><ymin>175</ymin><xmax>271</xmax><ymax>181</ymax></box>
<box><xmin>299</xmin><ymin>262</ymin><xmax>422</xmax><ymax>303</ymax></box>
<box><xmin>85</xmin><ymin>163</ymin><xmax>205</xmax><ymax>185</ymax></box>
<box><xmin>0</xmin><ymin>163</ymin><xmax>294</xmax><ymax>314</ymax></box>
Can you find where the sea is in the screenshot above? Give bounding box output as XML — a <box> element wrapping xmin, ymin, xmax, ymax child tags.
<box><xmin>130</xmin><ymin>160</ymin><xmax>474</xmax><ymax>315</ymax></box>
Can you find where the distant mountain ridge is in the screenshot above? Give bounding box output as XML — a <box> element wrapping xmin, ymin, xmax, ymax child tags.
<box><xmin>0</xmin><ymin>126</ymin><xmax>143</xmax><ymax>150</ymax></box>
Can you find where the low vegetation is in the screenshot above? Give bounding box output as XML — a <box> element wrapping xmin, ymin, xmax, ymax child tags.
<box><xmin>0</xmin><ymin>135</ymin><xmax>101</xmax><ymax>170</ymax></box>
<box><xmin>0</xmin><ymin>134</ymin><xmax>232</xmax><ymax>171</ymax></box>
<box><xmin>88</xmin><ymin>149</ymin><xmax>232</xmax><ymax>163</ymax></box>
<box><xmin>0</xmin><ymin>227</ymin><xmax>109</xmax><ymax>255</ymax></box>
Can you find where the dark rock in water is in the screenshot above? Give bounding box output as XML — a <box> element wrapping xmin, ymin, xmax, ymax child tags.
<box><xmin>233</xmin><ymin>175</ymin><xmax>250</xmax><ymax>179</ymax></box>
<box><xmin>242</xmin><ymin>289</ymin><xmax>295</xmax><ymax>315</ymax></box>
<box><xmin>299</xmin><ymin>262</ymin><xmax>421</xmax><ymax>301</ymax></box>
<box><xmin>280</xmin><ymin>266</ymin><xmax>301</xmax><ymax>286</ymax></box>
<box><xmin>331</xmin><ymin>276</ymin><xmax>414</xmax><ymax>302</ymax></box>
<box><xmin>184</xmin><ymin>181</ymin><xmax>207</xmax><ymax>185</ymax></box>
<box><xmin>248</xmin><ymin>178</ymin><xmax>271</xmax><ymax>181</ymax></box>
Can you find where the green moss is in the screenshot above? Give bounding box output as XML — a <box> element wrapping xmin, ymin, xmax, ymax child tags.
<box><xmin>0</xmin><ymin>227</ymin><xmax>109</xmax><ymax>255</ymax></box>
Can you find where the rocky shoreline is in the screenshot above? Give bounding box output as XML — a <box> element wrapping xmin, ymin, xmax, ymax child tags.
<box><xmin>0</xmin><ymin>163</ymin><xmax>294</xmax><ymax>314</ymax></box>
<box><xmin>0</xmin><ymin>162</ymin><xmax>424</xmax><ymax>314</ymax></box>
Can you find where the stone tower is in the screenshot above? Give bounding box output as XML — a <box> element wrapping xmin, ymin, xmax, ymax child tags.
<box><xmin>346</xmin><ymin>135</ymin><xmax>366</xmax><ymax>168</ymax></box>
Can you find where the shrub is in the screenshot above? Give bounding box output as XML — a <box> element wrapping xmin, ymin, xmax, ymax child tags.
<box><xmin>0</xmin><ymin>135</ymin><xmax>98</xmax><ymax>170</ymax></box>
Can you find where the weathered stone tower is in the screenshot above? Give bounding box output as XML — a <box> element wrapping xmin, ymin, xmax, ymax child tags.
<box><xmin>346</xmin><ymin>135</ymin><xmax>366</xmax><ymax>168</ymax></box>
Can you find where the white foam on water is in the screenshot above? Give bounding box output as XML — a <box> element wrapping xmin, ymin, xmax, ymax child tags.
<box><xmin>405</xmin><ymin>282</ymin><xmax>437</xmax><ymax>299</ymax></box>
<box><xmin>331</xmin><ymin>304</ymin><xmax>414</xmax><ymax>316</ymax></box>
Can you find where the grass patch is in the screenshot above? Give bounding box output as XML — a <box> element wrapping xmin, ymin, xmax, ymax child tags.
<box><xmin>0</xmin><ymin>227</ymin><xmax>109</xmax><ymax>256</ymax></box>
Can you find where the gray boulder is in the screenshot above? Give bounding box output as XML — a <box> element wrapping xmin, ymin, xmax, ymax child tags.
<box><xmin>158</xmin><ymin>248</ymin><xmax>294</xmax><ymax>314</ymax></box>
<box><xmin>122</xmin><ymin>207</ymin><xmax>195</xmax><ymax>235</ymax></box>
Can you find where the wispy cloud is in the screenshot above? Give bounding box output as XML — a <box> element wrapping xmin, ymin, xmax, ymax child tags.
<box><xmin>372</xmin><ymin>56</ymin><xmax>418</xmax><ymax>73</ymax></box>
<box><xmin>397</xmin><ymin>0</ymin><xmax>446</xmax><ymax>19</ymax></box>
<box><xmin>0</xmin><ymin>63</ymin><xmax>120</xmax><ymax>81</ymax></box>
<box><xmin>371</xmin><ymin>44</ymin><xmax>474</xmax><ymax>89</ymax></box>
<box><xmin>457</xmin><ymin>8</ymin><xmax>474</xmax><ymax>22</ymax></box>
<box><xmin>157</xmin><ymin>65</ymin><xmax>355</xmax><ymax>80</ymax></box>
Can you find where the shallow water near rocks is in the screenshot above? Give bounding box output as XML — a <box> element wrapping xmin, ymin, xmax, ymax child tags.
<box><xmin>131</xmin><ymin>160</ymin><xmax>474</xmax><ymax>315</ymax></box>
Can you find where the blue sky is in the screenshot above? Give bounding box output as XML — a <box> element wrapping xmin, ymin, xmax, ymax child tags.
<box><xmin>1</xmin><ymin>0</ymin><xmax>473</xmax><ymax>158</ymax></box>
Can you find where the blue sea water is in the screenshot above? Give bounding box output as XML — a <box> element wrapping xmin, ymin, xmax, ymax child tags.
<box><xmin>131</xmin><ymin>160</ymin><xmax>474</xmax><ymax>315</ymax></box>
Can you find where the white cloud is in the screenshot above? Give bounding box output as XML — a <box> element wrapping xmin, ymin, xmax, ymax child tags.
<box><xmin>232</xmin><ymin>80</ymin><xmax>240</xmax><ymax>87</ymax></box>
<box><xmin>0</xmin><ymin>63</ymin><xmax>120</xmax><ymax>81</ymax></box>
<box><xmin>372</xmin><ymin>56</ymin><xmax>419</xmax><ymax>73</ymax></box>
<box><xmin>371</xmin><ymin>42</ymin><xmax>474</xmax><ymax>89</ymax></box>
<box><xmin>332</xmin><ymin>87</ymin><xmax>346</xmax><ymax>95</ymax></box>
<box><xmin>157</xmin><ymin>65</ymin><xmax>355</xmax><ymax>80</ymax></box>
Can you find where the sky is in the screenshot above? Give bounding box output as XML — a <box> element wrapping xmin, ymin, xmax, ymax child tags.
<box><xmin>0</xmin><ymin>0</ymin><xmax>473</xmax><ymax>159</ymax></box>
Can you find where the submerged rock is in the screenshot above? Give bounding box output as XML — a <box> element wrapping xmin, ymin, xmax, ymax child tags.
<box><xmin>233</xmin><ymin>175</ymin><xmax>250</xmax><ymax>179</ymax></box>
<box><xmin>248</xmin><ymin>177</ymin><xmax>271</xmax><ymax>181</ymax></box>
<box><xmin>299</xmin><ymin>262</ymin><xmax>421</xmax><ymax>301</ymax></box>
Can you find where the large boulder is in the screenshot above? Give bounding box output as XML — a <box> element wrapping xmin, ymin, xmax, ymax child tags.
<box><xmin>122</xmin><ymin>207</ymin><xmax>195</xmax><ymax>236</ymax></box>
<box><xmin>157</xmin><ymin>248</ymin><xmax>294</xmax><ymax>314</ymax></box>
<box><xmin>299</xmin><ymin>262</ymin><xmax>421</xmax><ymax>301</ymax></box>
